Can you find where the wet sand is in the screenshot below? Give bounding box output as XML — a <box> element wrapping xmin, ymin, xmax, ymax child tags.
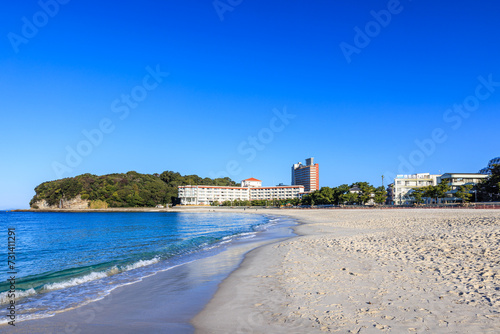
<box><xmin>3</xmin><ymin>215</ymin><xmax>296</xmax><ymax>334</ymax></box>
<box><xmin>6</xmin><ymin>208</ymin><xmax>500</xmax><ymax>333</ymax></box>
<box><xmin>193</xmin><ymin>209</ymin><xmax>500</xmax><ymax>333</ymax></box>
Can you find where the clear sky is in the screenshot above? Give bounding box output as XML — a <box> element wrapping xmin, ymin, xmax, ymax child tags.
<box><xmin>1</xmin><ymin>0</ymin><xmax>499</xmax><ymax>209</ymax></box>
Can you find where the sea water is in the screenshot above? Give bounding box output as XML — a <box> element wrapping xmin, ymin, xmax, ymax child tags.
<box><xmin>0</xmin><ymin>211</ymin><xmax>278</xmax><ymax>324</ymax></box>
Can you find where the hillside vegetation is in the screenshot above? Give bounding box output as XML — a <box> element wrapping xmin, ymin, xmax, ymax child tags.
<box><xmin>30</xmin><ymin>171</ymin><xmax>238</xmax><ymax>208</ymax></box>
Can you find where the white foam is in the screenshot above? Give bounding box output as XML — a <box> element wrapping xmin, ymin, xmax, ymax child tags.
<box><xmin>106</xmin><ymin>266</ymin><xmax>120</xmax><ymax>276</ymax></box>
<box><xmin>41</xmin><ymin>257</ymin><xmax>160</xmax><ymax>293</ymax></box>
<box><xmin>0</xmin><ymin>288</ymin><xmax>37</xmax><ymax>305</ymax></box>
<box><xmin>237</xmin><ymin>232</ymin><xmax>256</xmax><ymax>237</ymax></box>
<box><xmin>42</xmin><ymin>271</ymin><xmax>109</xmax><ymax>292</ymax></box>
<box><xmin>123</xmin><ymin>257</ymin><xmax>160</xmax><ymax>271</ymax></box>
<box><xmin>239</xmin><ymin>234</ymin><xmax>256</xmax><ymax>240</ymax></box>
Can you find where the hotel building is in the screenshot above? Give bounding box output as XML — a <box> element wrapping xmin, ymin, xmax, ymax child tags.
<box><xmin>393</xmin><ymin>172</ymin><xmax>488</xmax><ymax>204</ymax></box>
<box><xmin>178</xmin><ymin>178</ymin><xmax>304</xmax><ymax>205</ymax></box>
<box><xmin>393</xmin><ymin>173</ymin><xmax>440</xmax><ymax>205</ymax></box>
<box><xmin>291</xmin><ymin>157</ymin><xmax>319</xmax><ymax>193</ymax></box>
<box><xmin>438</xmin><ymin>173</ymin><xmax>488</xmax><ymax>202</ymax></box>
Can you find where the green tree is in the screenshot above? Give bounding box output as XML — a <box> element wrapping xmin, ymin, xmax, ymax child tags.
<box><xmin>301</xmin><ymin>193</ymin><xmax>312</xmax><ymax>205</ymax></box>
<box><xmin>421</xmin><ymin>185</ymin><xmax>437</xmax><ymax>203</ymax></box>
<box><xmin>374</xmin><ymin>186</ymin><xmax>387</xmax><ymax>204</ymax></box>
<box><xmin>251</xmin><ymin>200</ymin><xmax>266</xmax><ymax>206</ymax></box>
<box><xmin>317</xmin><ymin>187</ymin><xmax>334</xmax><ymax>204</ymax></box>
<box><xmin>346</xmin><ymin>182</ymin><xmax>379</xmax><ymax>205</ymax></box>
<box><xmin>333</xmin><ymin>184</ymin><xmax>350</xmax><ymax>205</ymax></box>
<box><xmin>435</xmin><ymin>182</ymin><xmax>451</xmax><ymax>203</ymax></box>
<box><xmin>409</xmin><ymin>188</ymin><xmax>425</xmax><ymax>204</ymax></box>
<box><xmin>455</xmin><ymin>184</ymin><xmax>473</xmax><ymax>203</ymax></box>
<box><xmin>342</xmin><ymin>192</ymin><xmax>358</xmax><ymax>205</ymax></box>
<box><xmin>30</xmin><ymin>170</ymin><xmax>241</xmax><ymax>208</ymax></box>
<box><xmin>477</xmin><ymin>164</ymin><xmax>500</xmax><ymax>202</ymax></box>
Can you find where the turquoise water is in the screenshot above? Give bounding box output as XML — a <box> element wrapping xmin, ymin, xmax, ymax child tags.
<box><xmin>0</xmin><ymin>211</ymin><xmax>274</xmax><ymax>324</ymax></box>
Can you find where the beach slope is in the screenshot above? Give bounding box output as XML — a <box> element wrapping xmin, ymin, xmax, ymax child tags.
<box><xmin>193</xmin><ymin>209</ymin><xmax>500</xmax><ymax>333</ymax></box>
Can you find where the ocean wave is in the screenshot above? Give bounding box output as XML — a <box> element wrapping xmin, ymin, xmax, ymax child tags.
<box><xmin>0</xmin><ymin>259</ymin><xmax>198</xmax><ymax>327</ymax></box>
<box><xmin>0</xmin><ymin>288</ymin><xmax>37</xmax><ymax>305</ymax></box>
<box><xmin>0</xmin><ymin>257</ymin><xmax>163</xmax><ymax>306</ymax></box>
<box><xmin>42</xmin><ymin>257</ymin><xmax>161</xmax><ymax>293</ymax></box>
<box><xmin>222</xmin><ymin>231</ymin><xmax>255</xmax><ymax>240</ymax></box>
<box><xmin>0</xmin><ymin>211</ymin><xmax>274</xmax><ymax>324</ymax></box>
<box><xmin>218</xmin><ymin>231</ymin><xmax>258</xmax><ymax>245</ymax></box>
<box><xmin>239</xmin><ymin>234</ymin><xmax>256</xmax><ymax>240</ymax></box>
<box><xmin>42</xmin><ymin>271</ymin><xmax>110</xmax><ymax>292</ymax></box>
<box><xmin>123</xmin><ymin>257</ymin><xmax>160</xmax><ymax>271</ymax></box>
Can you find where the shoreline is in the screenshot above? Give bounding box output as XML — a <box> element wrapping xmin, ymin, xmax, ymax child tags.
<box><xmin>2</xmin><ymin>213</ymin><xmax>298</xmax><ymax>333</ymax></box>
<box><xmin>10</xmin><ymin>202</ymin><xmax>500</xmax><ymax>213</ymax></box>
<box><xmin>193</xmin><ymin>208</ymin><xmax>500</xmax><ymax>333</ymax></box>
<box><xmin>4</xmin><ymin>209</ymin><xmax>500</xmax><ymax>333</ymax></box>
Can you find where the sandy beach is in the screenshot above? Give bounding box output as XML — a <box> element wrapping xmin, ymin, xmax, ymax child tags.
<box><xmin>193</xmin><ymin>208</ymin><xmax>500</xmax><ymax>333</ymax></box>
<box><xmin>2</xmin><ymin>211</ymin><xmax>297</xmax><ymax>334</ymax></box>
<box><xmin>4</xmin><ymin>208</ymin><xmax>500</xmax><ymax>333</ymax></box>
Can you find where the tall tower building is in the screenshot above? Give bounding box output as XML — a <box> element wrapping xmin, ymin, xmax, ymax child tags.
<box><xmin>291</xmin><ymin>157</ymin><xmax>319</xmax><ymax>192</ymax></box>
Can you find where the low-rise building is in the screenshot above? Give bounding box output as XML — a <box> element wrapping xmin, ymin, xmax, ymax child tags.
<box><xmin>241</xmin><ymin>178</ymin><xmax>262</xmax><ymax>188</ymax></box>
<box><xmin>349</xmin><ymin>184</ymin><xmax>362</xmax><ymax>194</ymax></box>
<box><xmin>178</xmin><ymin>185</ymin><xmax>250</xmax><ymax>205</ymax></box>
<box><xmin>178</xmin><ymin>178</ymin><xmax>304</xmax><ymax>205</ymax></box>
<box><xmin>438</xmin><ymin>173</ymin><xmax>488</xmax><ymax>202</ymax></box>
<box><xmin>249</xmin><ymin>186</ymin><xmax>304</xmax><ymax>202</ymax></box>
<box><xmin>393</xmin><ymin>173</ymin><xmax>440</xmax><ymax>205</ymax></box>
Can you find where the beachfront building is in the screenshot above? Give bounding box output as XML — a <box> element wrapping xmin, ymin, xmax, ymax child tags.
<box><xmin>479</xmin><ymin>157</ymin><xmax>500</xmax><ymax>174</ymax></box>
<box><xmin>241</xmin><ymin>177</ymin><xmax>262</xmax><ymax>188</ymax></box>
<box><xmin>348</xmin><ymin>184</ymin><xmax>376</xmax><ymax>205</ymax></box>
<box><xmin>178</xmin><ymin>185</ymin><xmax>250</xmax><ymax>205</ymax></box>
<box><xmin>178</xmin><ymin>179</ymin><xmax>304</xmax><ymax>205</ymax></box>
<box><xmin>438</xmin><ymin>173</ymin><xmax>488</xmax><ymax>202</ymax></box>
<box><xmin>249</xmin><ymin>185</ymin><xmax>304</xmax><ymax>202</ymax></box>
<box><xmin>393</xmin><ymin>173</ymin><xmax>440</xmax><ymax>205</ymax></box>
<box><xmin>291</xmin><ymin>157</ymin><xmax>319</xmax><ymax>193</ymax></box>
<box><xmin>349</xmin><ymin>184</ymin><xmax>362</xmax><ymax>194</ymax></box>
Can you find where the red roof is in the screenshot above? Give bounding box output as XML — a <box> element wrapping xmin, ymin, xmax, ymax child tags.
<box><xmin>243</xmin><ymin>178</ymin><xmax>261</xmax><ymax>182</ymax></box>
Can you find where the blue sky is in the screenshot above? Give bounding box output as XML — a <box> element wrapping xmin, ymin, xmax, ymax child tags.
<box><xmin>1</xmin><ymin>0</ymin><xmax>499</xmax><ymax>209</ymax></box>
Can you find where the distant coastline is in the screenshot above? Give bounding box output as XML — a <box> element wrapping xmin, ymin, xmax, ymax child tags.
<box><xmin>12</xmin><ymin>207</ymin><xmax>248</xmax><ymax>213</ymax></box>
<box><xmin>12</xmin><ymin>208</ymin><xmax>172</xmax><ymax>213</ymax></box>
<box><xmin>12</xmin><ymin>203</ymin><xmax>500</xmax><ymax>213</ymax></box>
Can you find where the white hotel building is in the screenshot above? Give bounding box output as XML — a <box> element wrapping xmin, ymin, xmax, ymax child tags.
<box><xmin>393</xmin><ymin>173</ymin><xmax>440</xmax><ymax>205</ymax></box>
<box><xmin>178</xmin><ymin>178</ymin><xmax>304</xmax><ymax>205</ymax></box>
<box><xmin>393</xmin><ymin>172</ymin><xmax>488</xmax><ymax>204</ymax></box>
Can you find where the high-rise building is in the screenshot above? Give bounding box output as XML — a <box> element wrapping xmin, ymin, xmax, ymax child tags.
<box><xmin>291</xmin><ymin>157</ymin><xmax>319</xmax><ymax>193</ymax></box>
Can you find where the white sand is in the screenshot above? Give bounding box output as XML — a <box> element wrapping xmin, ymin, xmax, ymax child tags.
<box><xmin>193</xmin><ymin>209</ymin><xmax>500</xmax><ymax>333</ymax></box>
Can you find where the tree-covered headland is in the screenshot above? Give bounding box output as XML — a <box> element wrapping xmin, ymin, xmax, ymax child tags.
<box><xmin>30</xmin><ymin>171</ymin><xmax>238</xmax><ymax>208</ymax></box>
